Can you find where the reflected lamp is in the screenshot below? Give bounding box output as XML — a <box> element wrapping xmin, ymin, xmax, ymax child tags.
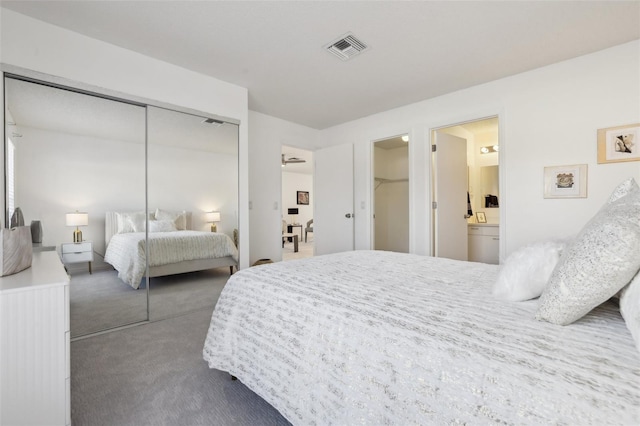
<box><xmin>206</xmin><ymin>211</ymin><xmax>221</xmax><ymax>232</ymax></box>
<box><xmin>66</xmin><ymin>211</ymin><xmax>88</xmax><ymax>243</ymax></box>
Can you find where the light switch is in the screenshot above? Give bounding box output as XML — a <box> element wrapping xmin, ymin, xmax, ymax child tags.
<box><xmin>361</xmin><ymin>201</ymin><xmax>365</xmax><ymax>209</ymax></box>
<box><xmin>249</xmin><ymin>201</ymin><xmax>253</xmax><ymax>210</ymax></box>
<box><xmin>273</xmin><ymin>202</ymin><xmax>278</xmax><ymax>210</ymax></box>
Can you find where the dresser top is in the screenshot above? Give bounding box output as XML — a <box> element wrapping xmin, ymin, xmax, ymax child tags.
<box><xmin>0</xmin><ymin>251</ymin><xmax>69</xmax><ymax>293</ymax></box>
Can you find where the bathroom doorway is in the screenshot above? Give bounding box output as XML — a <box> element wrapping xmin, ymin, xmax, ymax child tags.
<box><xmin>432</xmin><ymin>117</ymin><xmax>500</xmax><ymax>264</ymax></box>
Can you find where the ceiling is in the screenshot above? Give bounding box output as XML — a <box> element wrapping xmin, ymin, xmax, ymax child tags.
<box><xmin>2</xmin><ymin>1</ymin><xmax>639</xmax><ymax>130</ymax></box>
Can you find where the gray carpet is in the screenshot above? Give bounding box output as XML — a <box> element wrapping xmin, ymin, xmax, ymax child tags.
<box><xmin>70</xmin><ymin>268</ymin><xmax>231</xmax><ymax>337</ymax></box>
<box><xmin>71</xmin><ymin>307</ymin><xmax>292</xmax><ymax>426</ymax></box>
<box><xmin>70</xmin><ymin>270</ymin><xmax>148</xmax><ymax>337</ymax></box>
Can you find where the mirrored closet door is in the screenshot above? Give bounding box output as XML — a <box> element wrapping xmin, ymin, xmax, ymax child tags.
<box><xmin>4</xmin><ymin>76</ymin><xmax>148</xmax><ymax>338</ymax></box>
<box><xmin>146</xmin><ymin>106</ymin><xmax>239</xmax><ymax>321</ymax></box>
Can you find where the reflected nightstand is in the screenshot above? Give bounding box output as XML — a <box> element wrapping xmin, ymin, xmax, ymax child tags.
<box><xmin>60</xmin><ymin>241</ymin><xmax>93</xmax><ymax>274</ymax></box>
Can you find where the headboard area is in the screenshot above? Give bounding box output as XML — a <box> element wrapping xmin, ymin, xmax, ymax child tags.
<box><xmin>104</xmin><ymin>210</ymin><xmax>193</xmax><ymax>251</ymax></box>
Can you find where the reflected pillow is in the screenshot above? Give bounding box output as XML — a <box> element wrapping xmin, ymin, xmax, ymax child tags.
<box><xmin>128</xmin><ymin>214</ymin><xmax>147</xmax><ymax>233</ymax></box>
<box><xmin>149</xmin><ymin>220</ymin><xmax>177</xmax><ymax>233</ymax></box>
<box><xmin>116</xmin><ymin>211</ymin><xmax>148</xmax><ymax>233</ymax></box>
<box><xmin>620</xmin><ymin>272</ymin><xmax>640</xmax><ymax>354</ymax></box>
<box><xmin>536</xmin><ymin>180</ymin><xmax>640</xmax><ymax>325</ymax></box>
<box><xmin>493</xmin><ymin>240</ymin><xmax>566</xmax><ymax>301</ymax></box>
<box><xmin>155</xmin><ymin>208</ymin><xmax>187</xmax><ymax>230</ymax></box>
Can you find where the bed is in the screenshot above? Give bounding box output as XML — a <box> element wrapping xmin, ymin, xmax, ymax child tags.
<box><xmin>104</xmin><ymin>210</ymin><xmax>238</xmax><ymax>289</ymax></box>
<box><xmin>203</xmin><ymin>250</ymin><xmax>639</xmax><ymax>425</ymax></box>
<box><xmin>203</xmin><ymin>177</ymin><xmax>640</xmax><ymax>424</ymax></box>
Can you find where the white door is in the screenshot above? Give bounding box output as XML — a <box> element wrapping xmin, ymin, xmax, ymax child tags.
<box><xmin>433</xmin><ymin>132</ymin><xmax>468</xmax><ymax>261</ymax></box>
<box><xmin>314</xmin><ymin>143</ymin><xmax>354</xmax><ymax>255</ymax></box>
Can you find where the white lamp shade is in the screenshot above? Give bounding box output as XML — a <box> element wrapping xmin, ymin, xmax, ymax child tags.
<box><xmin>66</xmin><ymin>212</ymin><xmax>88</xmax><ymax>227</ymax></box>
<box><xmin>206</xmin><ymin>211</ymin><xmax>221</xmax><ymax>223</ymax></box>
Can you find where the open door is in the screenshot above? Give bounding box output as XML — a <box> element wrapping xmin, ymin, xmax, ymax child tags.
<box><xmin>314</xmin><ymin>143</ymin><xmax>354</xmax><ymax>255</ymax></box>
<box><xmin>433</xmin><ymin>131</ymin><xmax>468</xmax><ymax>261</ymax></box>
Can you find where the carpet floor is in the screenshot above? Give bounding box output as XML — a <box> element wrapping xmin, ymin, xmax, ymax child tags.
<box><xmin>70</xmin><ymin>268</ymin><xmax>231</xmax><ymax>338</ymax></box>
<box><xmin>71</xmin><ymin>307</ymin><xmax>291</xmax><ymax>426</ymax></box>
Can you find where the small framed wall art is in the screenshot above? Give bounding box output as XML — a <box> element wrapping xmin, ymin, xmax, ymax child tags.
<box><xmin>476</xmin><ymin>212</ymin><xmax>487</xmax><ymax>223</ymax></box>
<box><xmin>297</xmin><ymin>191</ymin><xmax>309</xmax><ymax>205</ymax></box>
<box><xmin>543</xmin><ymin>164</ymin><xmax>587</xmax><ymax>199</ymax></box>
<box><xmin>597</xmin><ymin>123</ymin><xmax>640</xmax><ymax>164</ymax></box>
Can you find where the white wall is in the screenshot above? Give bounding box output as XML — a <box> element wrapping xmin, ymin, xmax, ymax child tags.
<box><xmin>320</xmin><ymin>40</ymin><xmax>640</xmax><ymax>260</ymax></box>
<box><xmin>248</xmin><ymin>111</ymin><xmax>318</xmax><ymax>264</ymax></box>
<box><xmin>0</xmin><ymin>9</ymin><xmax>251</xmax><ymax>267</ymax></box>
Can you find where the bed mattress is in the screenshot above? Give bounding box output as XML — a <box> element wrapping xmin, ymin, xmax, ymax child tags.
<box><xmin>203</xmin><ymin>250</ymin><xmax>639</xmax><ymax>425</ymax></box>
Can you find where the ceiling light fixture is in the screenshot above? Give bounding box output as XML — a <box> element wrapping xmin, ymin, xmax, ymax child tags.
<box><xmin>480</xmin><ymin>145</ymin><xmax>498</xmax><ymax>154</ymax></box>
<box><xmin>402</xmin><ymin>135</ymin><xmax>409</xmax><ymax>142</ymax></box>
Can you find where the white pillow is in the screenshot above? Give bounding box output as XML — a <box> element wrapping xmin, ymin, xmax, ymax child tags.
<box><xmin>155</xmin><ymin>208</ymin><xmax>187</xmax><ymax>230</ymax></box>
<box><xmin>536</xmin><ymin>181</ymin><xmax>640</xmax><ymax>325</ymax></box>
<box><xmin>128</xmin><ymin>214</ymin><xmax>147</xmax><ymax>233</ymax></box>
<box><xmin>493</xmin><ymin>240</ymin><xmax>566</xmax><ymax>301</ymax></box>
<box><xmin>148</xmin><ymin>219</ymin><xmax>177</xmax><ymax>233</ymax></box>
<box><xmin>116</xmin><ymin>211</ymin><xmax>147</xmax><ymax>233</ymax></box>
<box><xmin>607</xmin><ymin>176</ymin><xmax>639</xmax><ymax>203</ymax></box>
<box><xmin>619</xmin><ymin>272</ymin><xmax>640</xmax><ymax>354</ymax></box>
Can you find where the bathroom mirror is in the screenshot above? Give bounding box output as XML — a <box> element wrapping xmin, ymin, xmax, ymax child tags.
<box><xmin>480</xmin><ymin>165</ymin><xmax>499</xmax><ymax>208</ymax></box>
<box><xmin>4</xmin><ymin>75</ymin><xmax>149</xmax><ymax>337</ymax></box>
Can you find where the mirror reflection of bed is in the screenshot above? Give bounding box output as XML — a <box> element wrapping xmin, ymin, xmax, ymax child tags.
<box><xmin>4</xmin><ymin>75</ymin><xmax>239</xmax><ymax>338</ymax></box>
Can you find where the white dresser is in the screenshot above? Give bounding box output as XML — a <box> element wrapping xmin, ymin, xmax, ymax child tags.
<box><xmin>0</xmin><ymin>251</ymin><xmax>70</xmax><ymax>425</ymax></box>
<box><xmin>468</xmin><ymin>223</ymin><xmax>499</xmax><ymax>264</ymax></box>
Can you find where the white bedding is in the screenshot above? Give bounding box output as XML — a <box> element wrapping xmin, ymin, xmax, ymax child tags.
<box><xmin>203</xmin><ymin>250</ymin><xmax>640</xmax><ymax>425</ymax></box>
<box><xmin>104</xmin><ymin>230</ymin><xmax>238</xmax><ymax>289</ymax></box>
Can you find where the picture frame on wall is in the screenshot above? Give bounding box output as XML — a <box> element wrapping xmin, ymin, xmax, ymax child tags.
<box><xmin>597</xmin><ymin>123</ymin><xmax>640</xmax><ymax>164</ymax></box>
<box><xmin>476</xmin><ymin>212</ymin><xmax>487</xmax><ymax>223</ymax></box>
<box><xmin>543</xmin><ymin>164</ymin><xmax>587</xmax><ymax>199</ymax></box>
<box><xmin>297</xmin><ymin>191</ymin><xmax>309</xmax><ymax>205</ymax></box>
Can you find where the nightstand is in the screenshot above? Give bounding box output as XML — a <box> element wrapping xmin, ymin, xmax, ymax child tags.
<box><xmin>61</xmin><ymin>241</ymin><xmax>93</xmax><ymax>274</ymax></box>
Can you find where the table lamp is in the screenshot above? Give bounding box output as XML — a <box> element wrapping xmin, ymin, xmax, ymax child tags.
<box><xmin>66</xmin><ymin>211</ymin><xmax>88</xmax><ymax>243</ymax></box>
<box><xmin>206</xmin><ymin>211</ymin><xmax>221</xmax><ymax>232</ymax></box>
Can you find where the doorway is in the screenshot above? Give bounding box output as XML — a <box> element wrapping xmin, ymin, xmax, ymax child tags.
<box><xmin>432</xmin><ymin>117</ymin><xmax>500</xmax><ymax>264</ymax></box>
<box><xmin>373</xmin><ymin>135</ymin><xmax>409</xmax><ymax>252</ymax></box>
<box><xmin>281</xmin><ymin>145</ymin><xmax>314</xmax><ymax>260</ymax></box>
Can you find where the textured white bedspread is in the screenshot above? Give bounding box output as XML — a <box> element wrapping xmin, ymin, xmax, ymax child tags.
<box><xmin>104</xmin><ymin>231</ymin><xmax>238</xmax><ymax>289</ymax></box>
<box><xmin>203</xmin><ymin>250</ymin><xmax>640</xmax><ymax>425</ymax></box>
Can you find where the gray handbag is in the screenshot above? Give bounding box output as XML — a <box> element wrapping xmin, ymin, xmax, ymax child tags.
<box><xmin>0</xmin><ymin>226</ymin><xmax>33</xmax><ymax>276</ymax></box>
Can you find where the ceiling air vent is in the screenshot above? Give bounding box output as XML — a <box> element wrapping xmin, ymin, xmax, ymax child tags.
<box><xmin>325</xmin><ymin>33</ymin><xmax>369</xmax><ymax>61</ymax></box>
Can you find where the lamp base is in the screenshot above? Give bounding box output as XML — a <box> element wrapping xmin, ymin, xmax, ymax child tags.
<box><xmin>210</xmin><ymin>223</ymin><xmax>217</xmax><ymax>233</ymax></box>
<box><xmin>73</xmin><ymin>229</ymin><xmax>83</xmax><ymax>243</ymax></box>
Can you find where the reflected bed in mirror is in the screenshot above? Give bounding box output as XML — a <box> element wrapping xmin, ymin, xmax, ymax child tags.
<box><xmin>146</xmin><ymin>106</ymin><xmax>239</xmax><ymax>321</ymax></box>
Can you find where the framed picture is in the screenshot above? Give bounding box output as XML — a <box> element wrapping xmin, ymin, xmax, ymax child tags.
<box><xmin>297</xmin><ymin>191</ymin><xmax>309</xmax><ymax>205</ymax></box>
<box><xmin>597</xmin><ymin>123</ymin><xmax>640</xmax><ymax>164</ymax></box>
<box><xmin>476</xmin><ymin>212</ymin><xmax>486</xmax><ymax>223</ymax></box>
<box><xmin>544</xmin><ymin>164</ymin><xmax>587</xmax><ymax>198</ymax></box>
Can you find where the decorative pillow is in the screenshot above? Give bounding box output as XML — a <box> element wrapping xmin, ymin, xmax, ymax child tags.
<box><xmin>148</xmin><ymin>219</ymin><xmax>177</xmax><ymax>233</ymax></box>
<box><xmin>155</xmin><ymin>208</ymin><xmax>187</xmax><ymax>230</ymax></box>
<box><xmin>116</xmin><ymin>211</ymin><xmax>148</xmax><ymax>233</ymax></box>
<box><xmin>619</xmin><ymin>272</ymin><xmax>640</xmax><ymax>354</ymax></box>
<box><xmin>607</xmin><ymin>176</ymin><xmax>639</xmax><ymax>203</ymax></box>
<box><xmin>128</xmin><ymin>214</ymin><xmax>147</xmax><ymax>233</ymax></box>
<box><xmin>536</xmin><ymin>185</ymin><xmax>640</xmax><ymax>325</ymax></box>
<box><xmin>493</xmin><ymin>240</ymin><xmax>566</xmax><ymax>301</ymax></box>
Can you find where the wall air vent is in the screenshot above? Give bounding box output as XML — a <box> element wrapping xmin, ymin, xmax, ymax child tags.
<box><xmin>325</xmin><ymin>33</ymin><xmax>369</xmax><ymax>61</ymax></box>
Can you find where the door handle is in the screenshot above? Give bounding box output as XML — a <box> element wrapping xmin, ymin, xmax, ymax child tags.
<box><xmin>345</xmin><ymin>213</ymin><xmax>352</xmax><ymax>218</ymax></box>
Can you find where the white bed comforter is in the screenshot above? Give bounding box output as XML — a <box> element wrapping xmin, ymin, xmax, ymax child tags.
<box><xmin>104</xmin><ymin>231</ymin><xmax>238</xmax><ymax>289</ymax></box>
<box><xmin>203</xmin><ymin>250</ymin><xmax>640</xmax><ymax>425</ymax></box>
